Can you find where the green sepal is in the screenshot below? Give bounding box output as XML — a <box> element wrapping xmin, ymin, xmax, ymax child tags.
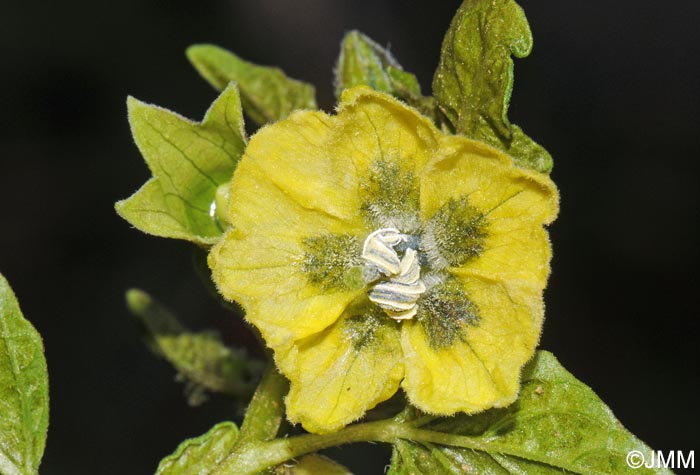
<box><xmin>260</xmin><ymin>455</ymin><xmax>354</xmax><ymax>475</ymax></box>
<box><xmin>335</xmin><ymin>31</ymin><xmax>397</xmax><ymax>96</ymax></box>
<box><xmin>388</xmin><ymin>351</ymin><xmax>671</xmax><ymax>475</ymax></box>
<box><xmin>126</xmin><ymin>289</ymin><xmax>260</xmax><ymax>404</ymax></box>
<box><xmin>155</xmin><ymin>422</ymin><xmax>239</xmax><ymax>475</ymax></box>
<box><xmin>187</xmin><ymin>44</ymin><xmax>317</xmax><ymax>126</ymax></box>
<box><xmin>334</xmin><ymin>31</ymin><xmax>436</xmax><ymax>119</ymax></box>
<box><xmin>290</xmin><ymin>455</ymin><xmax>353</xmax><ymax>475</ymax></box>
<box><xmin>0</xmin><ymin>273</ymin><xmax>49</xmax><ymax>475</ymax></box>
<box><xmin>116</xmin><ymin>84</ymin><xmax>246</xmax><ymax>245</ymax></box>
<box><xmin>386</xmin><ymin>66</ymin><xmax>421</xmax><ymax>98</ymax></box>
<box><xmin>433</xmin><ymin>0</ymin><xmax>552</xmax><ymax>173</ymax></box>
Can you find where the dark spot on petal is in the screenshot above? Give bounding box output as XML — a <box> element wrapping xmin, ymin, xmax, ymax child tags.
<box><xmin>343</xmin><ymin>303</ymin><xmax>398</xmax><ymax>350</ymax></box>
<box><xmin>360</xmin><ymin>158</ymin><xmax>420</xmax><ymax>230</ymax></box>
<box><xmin>302</xmin><ymin>233</ymin><xmax>362</xmax><ymax>290</ymax></box>
<box><xmin>422</xmin><ymin>196</ymin><xmax>487</xmax><ymax>269</ymax></box>
<box><xmin>416</xmin><ymin>278</ymin><xmax>480</xmax><ymax>349</ymax></box>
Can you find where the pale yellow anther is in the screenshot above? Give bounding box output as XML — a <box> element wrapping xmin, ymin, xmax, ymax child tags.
<box><xmin>362</xmin><ymin>229</ymin><xmax>426</xmax><ymax>320</ymax></box>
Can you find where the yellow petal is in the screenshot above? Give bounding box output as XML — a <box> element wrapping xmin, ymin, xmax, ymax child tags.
<box><xmin>337</xmin><ymin>87</ymin><xmax>440</xmax><ymax>176</ymax></box>
<box><xmin>281</xmin><ymin>309</ymin><xmax>404</xmax><ymax>434</ymax></box>
<box><xmin>209</xmin><ymin>158</ymin><xmax>363</xmax><ymax>348</ymax></box>
<box><xmin>401</xmin><ymin>319</ymin><xmax>500</xmax><ymax>414</ymax></box>
<box><xmin>210</xmin><ymin>87</ymin><xmax>446</xmax><ymax>347</ymax></box>
<box><xmin>211</xmin><ymin>241</ymin><xmax>361</xmax><ymax>348</ymax></box>
<box><xmin>335</xmin><ymin>87</ymin><xmax>441</xmax><ymax>229</ymax></box>
<box><xmin>449</xmin><ymin>225</ymin><xmax>552</xmax><ymax>294</ymax></box>
<box><xmin>404</xmin><ymin>135</ymin><xmax>556</xmax><ymax>413</ymax></box>
<box><xmin>238</xmin><ymin>110</ymin><xmax>364</xmax><ymax>224</ymax></box>
<box><xmin>421</xmin><ymin>134</ymin><xmax>558</xmax><ymax>287</ymax></box>
<box><xmin>402</xmin><ymin>273</ymin><xmax>543</xmax><ymax>413</ymax></box>
<box><xmin>421</xmin><ymin>135</ymin><xmax>558</xmax><ymax>227</ymax></box>
<box><xmin>234</xmin><ymin>87</ymin><xmax>441</xmax><ymax>230</ymax></box>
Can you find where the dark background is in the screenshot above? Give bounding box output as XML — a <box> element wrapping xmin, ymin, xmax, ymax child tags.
<box><xmin>1</xmin><ymin>1</ymin><xmax>698</xmax><ymax>473</ymax></box>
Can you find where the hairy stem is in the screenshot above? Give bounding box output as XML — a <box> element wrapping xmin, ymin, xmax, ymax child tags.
<box><xmin>214</xmin><ymin>418</ymin><xmax>493</xmax><ymax>474</ymax></box>
<box><xmin>237</xmin><ymin>363</ymin><xmax>288</xmax><ymax>442</ymax></box>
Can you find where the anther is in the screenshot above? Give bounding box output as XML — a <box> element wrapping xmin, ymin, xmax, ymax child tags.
<box><xmin>362</xmin><ymin>229</ymin><xmax>426</xmax><ymax>320</ymax></box>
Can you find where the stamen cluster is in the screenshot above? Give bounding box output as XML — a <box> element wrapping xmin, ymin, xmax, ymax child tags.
<box><xmin>361</xmin><ymin>228</ymin><xmax>426</xmax><ymax>320</ymax></box>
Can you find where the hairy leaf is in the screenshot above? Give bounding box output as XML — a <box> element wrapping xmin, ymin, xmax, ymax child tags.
<box><xmin>0</xmin><ymin>273</ymin><xmax>49</xmax><ymax>475</ymax></box>
<box><xmin>116</xmin><ymin>84</ymin><xmax>245</xmax><ymax>245</ymax></box>
<box><xmin>187</xmin><ymin>44</ymin><xmax>317</xmax><ymax>126</ymax></box>
<box><xmin>433</xmin><ymin>0</ymin><xmax>552</xmax><ymax>173</ymax></box>
<box><xmin>388</xmin><ymin>351</ymin><xmax>672</xmax><ymax>475</ymax></box>
<box><xmin>155</xmin><ymin>422</ymin><xmax>239</xmax><ymax>475</ymax></box>
<box><xmin>126</xmin><ymin>289</ymin><xmax>259</xmax><ymax>403</ymax></box>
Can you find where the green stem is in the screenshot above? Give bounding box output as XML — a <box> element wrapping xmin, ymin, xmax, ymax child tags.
<box><xmin>238</xmin><ymin>362</ymin><xmax>288</xmax><ymax>442</ymax></box>
<box><xmin>214</xmin><ymin>418</ymin><xmax>493</xmax><ymax>475</ymax></box>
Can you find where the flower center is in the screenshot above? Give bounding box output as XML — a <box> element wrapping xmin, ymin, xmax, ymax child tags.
<box><xmin>361</xmin><ymin>228</ymin><xmax>426</xmax><ymax>320</ymax></box>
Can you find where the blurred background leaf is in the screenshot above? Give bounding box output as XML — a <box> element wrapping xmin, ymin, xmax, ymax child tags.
<box><xmin>188</xmin><ymin>44</ymin><xmax>317</xmax><ymax>126</ymax></box>
<box><xmin>126</xmin><ymin>289</ymin><xmax>262</xmax><ymax>405</ymax></box>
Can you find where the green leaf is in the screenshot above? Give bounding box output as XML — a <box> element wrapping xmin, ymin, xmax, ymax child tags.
<box><xmin>155</xmin><ymin>422</ymin><xmax>239</xmax><ymax>475</ymax></box>
<box><xmin>187</xmin><ymin>44</ymin><xmax>317</xmax><ymax>126</ymax></box>
<box><xmin>116</xmin><ymin>83</ymin><xmax>246</xmax><ymax>245</ymax></box>
<box><xmin>388</xmin><ymin>351</ymin><xmax>672</xmax><ymax>475</ymax></box>
<box><xmin>0</xmin><ymin>273</ymin><xmax>49</xmax><ymax>475</ymax></box>
<box><xmin>507</xmin><ymin>124</ymin><xmax>552</xmax><ymax>175</ymax></box>
<box><xmin>126</xmin><ymin>289</ymin><xmax>259</xmax><ymax>403</ymax></box>
<box><xmin>433</xmin><ymin>0</ymin><xmax>552</xmax><ymax>173</ymax></box>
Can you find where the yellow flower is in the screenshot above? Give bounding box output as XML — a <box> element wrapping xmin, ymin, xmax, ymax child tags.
<box><xmin>209</xmin><ymin>86</ymin><xmax>558</xmax><ymax>434</ymax></box>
